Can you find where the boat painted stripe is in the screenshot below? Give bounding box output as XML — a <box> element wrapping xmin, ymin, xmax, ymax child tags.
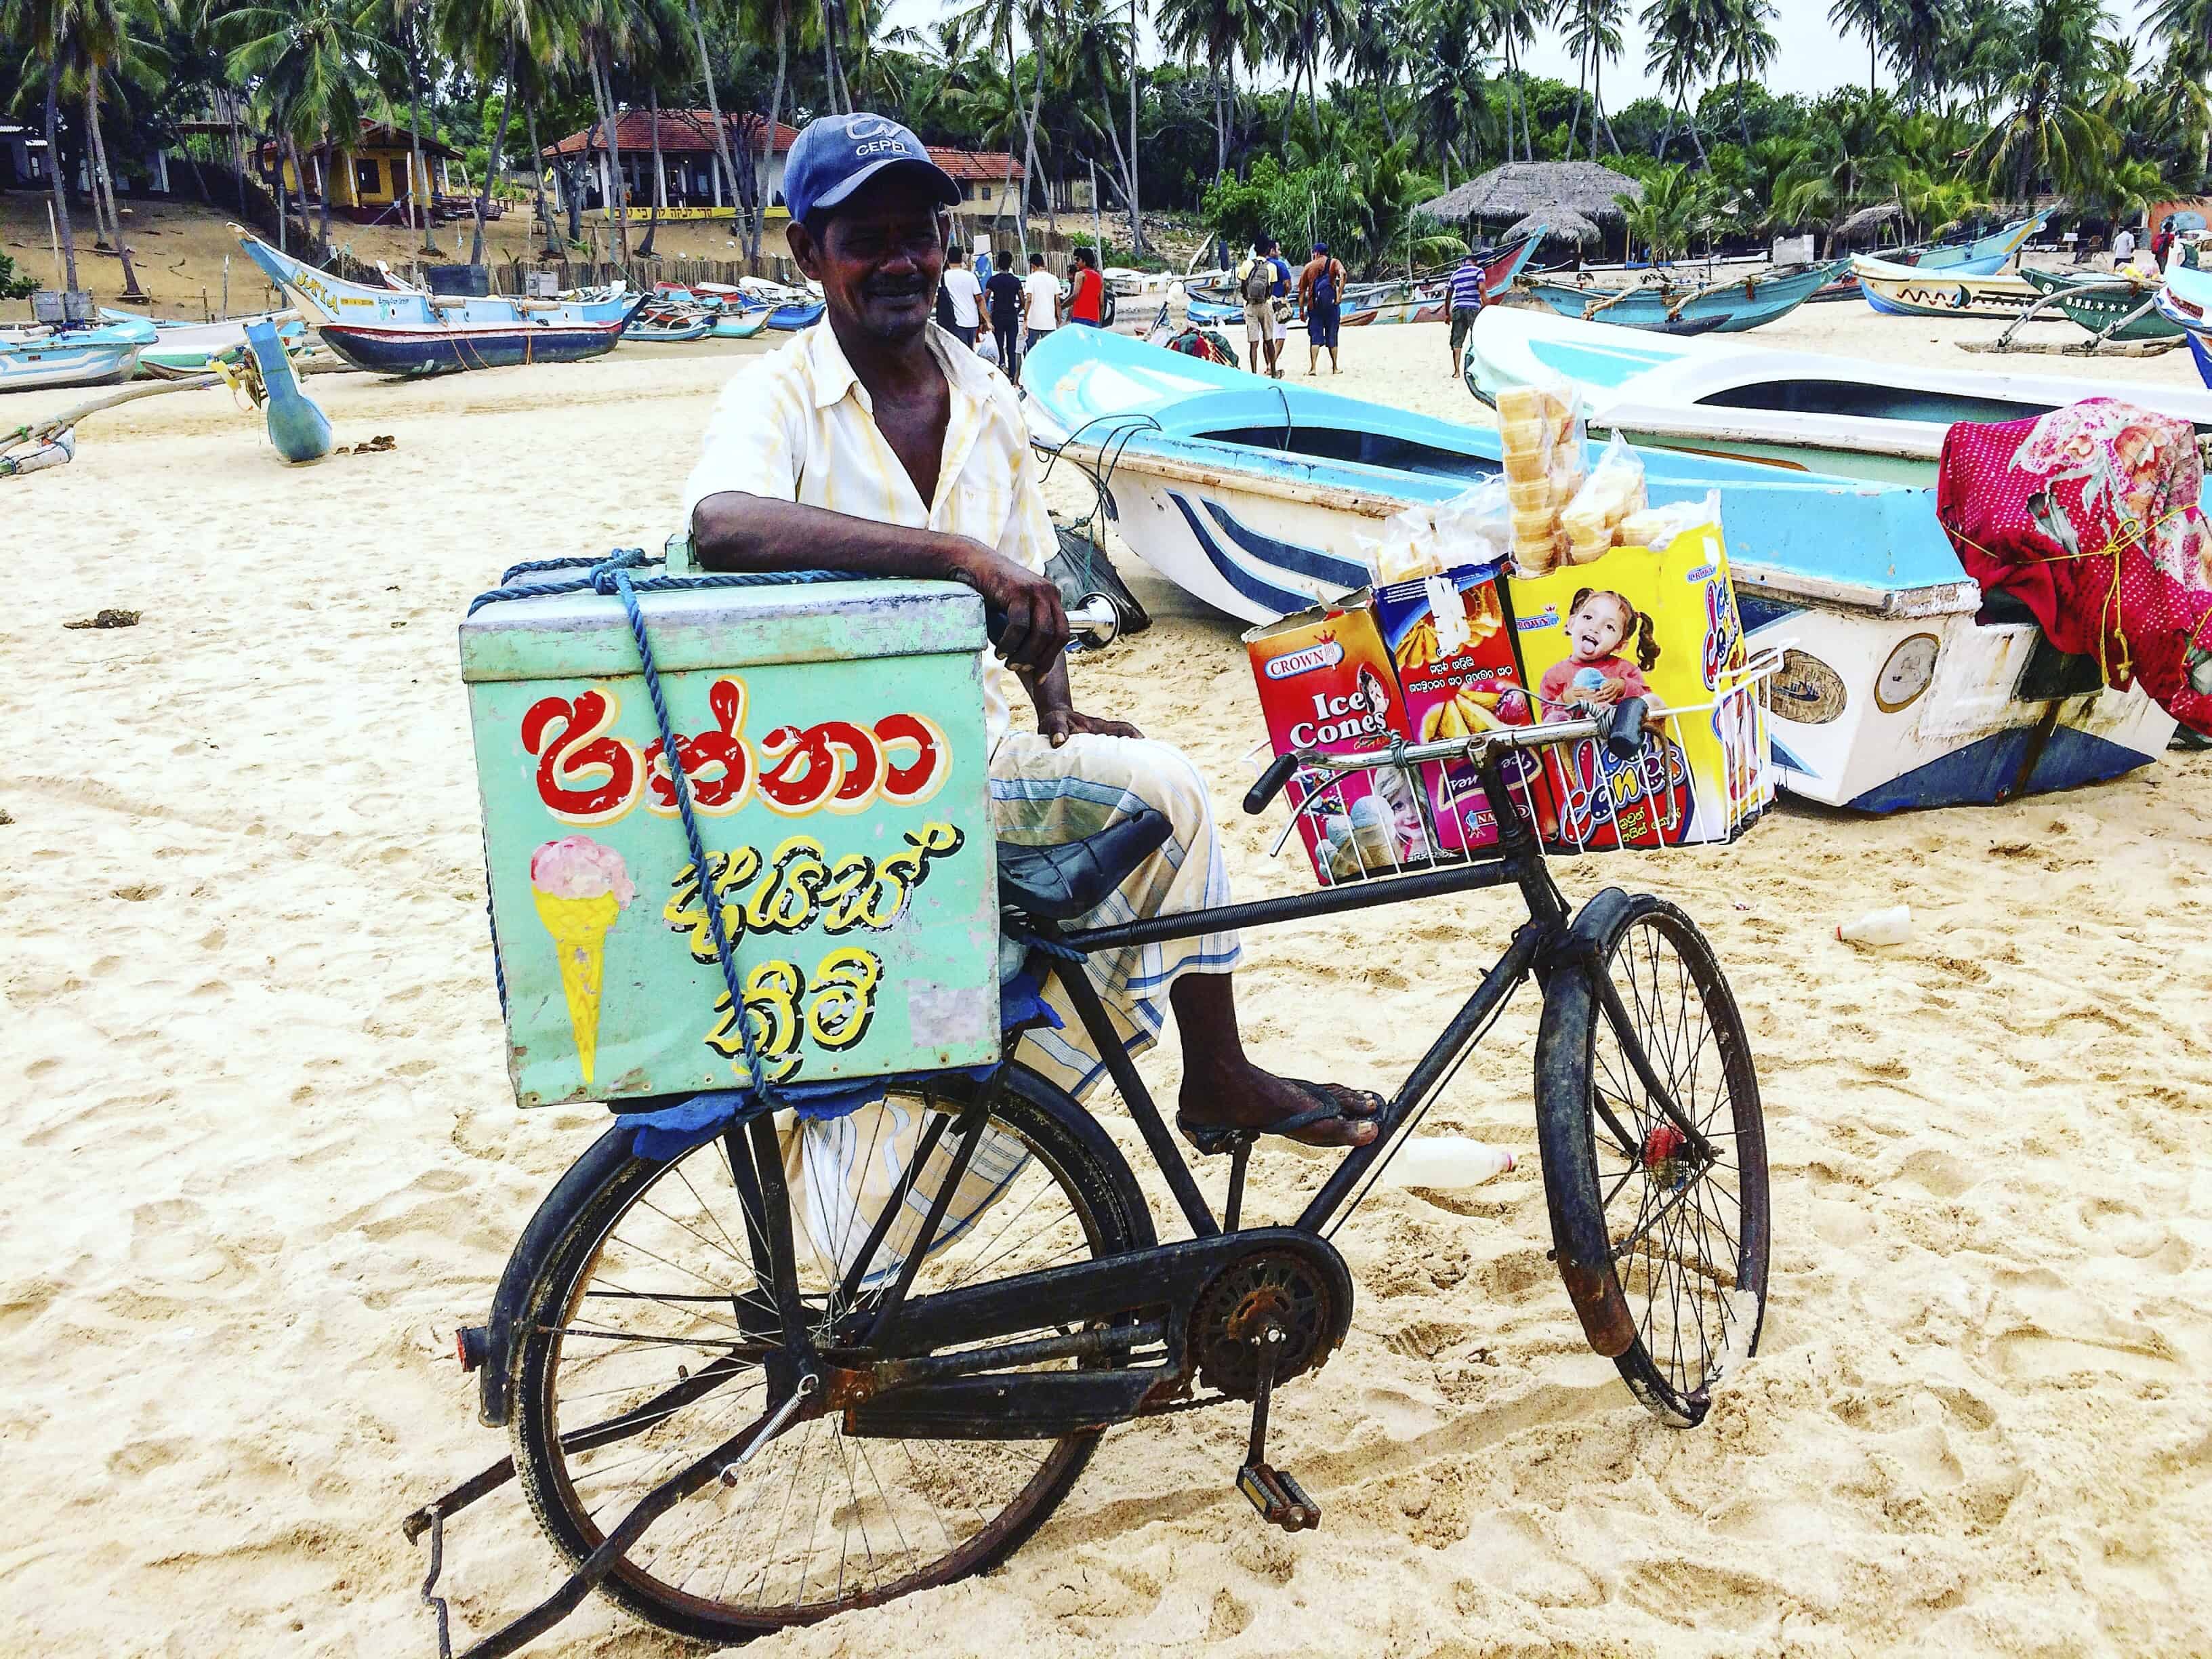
<box><xmin>1767</xmin><ymin>734</ymin><xmax>1817</xmax><ymax>778</ymax></box>
<box><xmin>1168</xmin><ymin>493</ymin><xmax>1316</xmax><ymax>616</ymax></box>
<box><xmin>1843</xmin><ymin>720</ymin><xmax>2153</xmax><ymax>812</ymax></box>
<box><xmin>1200</xmin><ymin>500</ymin><xmax>1371</xmax><ymax>590</ymax></box>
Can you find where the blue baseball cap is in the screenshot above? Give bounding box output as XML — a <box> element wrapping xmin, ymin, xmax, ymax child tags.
<box><xmin>783</xmin><ymin>113</ymin><xmax>959</xmax><ymax>228</ymax></box>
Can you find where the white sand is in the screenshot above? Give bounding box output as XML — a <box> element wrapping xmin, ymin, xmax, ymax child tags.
<box><xmin>5</xmin><ymin>305</ymin><xmax>2211</xmax><ymax>1656</ymax></box>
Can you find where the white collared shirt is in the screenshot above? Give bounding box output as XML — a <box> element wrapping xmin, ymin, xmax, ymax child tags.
<box><xmin>682</xmin><ymin>321</ymin><xmax>1051</xmax><ymax>745</ymax></box>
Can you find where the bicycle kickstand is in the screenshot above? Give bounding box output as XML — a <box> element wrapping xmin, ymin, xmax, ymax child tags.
<box><xmin>1235</xmin><ymin>1322</ymin><xmax>1319</xmax><ymax>1534</ymax></box>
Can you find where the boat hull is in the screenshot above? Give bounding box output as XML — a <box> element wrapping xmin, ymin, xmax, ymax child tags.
<box><xmin>1854</xmin><ymin>257</ymin><xmax>2039</xmax><ymax>318</ymax></box>
<box><xmin>1741</xmin><ymin>589</ymin><xmax>2172</xmax><ymax>810</ymax></box>
<box><xmin>1518</xmin><ymin>261</ymin><xmax>1844</xmax><ymax>334</ymax></box>
<box><xmin>712</xmin><ymin>312</ymin><xmax>770</xmax><ymax>339</ymax></box>
<box><xmin>2018</xmin><ymin>268</ymin><xmax>2180</xmax><ymax>341</ymax></box>
<box><xmin>313</xmin><ymin>319</ymin><xmax>630</xmax><ymax>377</ymax></box>
<box><xmin>0</xmin><ymin>342</ymin><xmax>144</xmax><ymax>392</ymax></box>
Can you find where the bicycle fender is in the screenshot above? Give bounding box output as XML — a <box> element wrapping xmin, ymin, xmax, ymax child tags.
<box><xmin>1534</xmin><ymin>887</ymin><xmax>1639</xmax><ymax>1360</ymax></box>
<box><xmin>476</xmin><ymin>1123</ymin><xmax>638</xmax><ymax>1427</ymax></box>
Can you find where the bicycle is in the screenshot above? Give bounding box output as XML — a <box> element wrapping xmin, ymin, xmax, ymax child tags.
<box><xmin>407</xmin><ymin>699</ymin><xmax>1771</xmax><ymax>1658</ymax></box>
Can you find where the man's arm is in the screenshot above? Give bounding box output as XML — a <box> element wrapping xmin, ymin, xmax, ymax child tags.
<box><xmin>691</xmin><ymin>493</ymin><xmax>1069</xmax><ymax>674</ymax></box>
<box><xmin>1296</xmin><ymin>265</ymin><xmax>1314</xmax><ymax>310</ymax></box>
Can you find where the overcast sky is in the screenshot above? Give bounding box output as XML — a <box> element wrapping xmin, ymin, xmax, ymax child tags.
<box><xmin>884</xmin><ymin>0</ymin><xmax>2160</xmax><ymax>104</ymax></box>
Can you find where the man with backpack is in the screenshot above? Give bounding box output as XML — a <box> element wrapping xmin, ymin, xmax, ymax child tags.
<box><xmin>1234</xmin><ymin>236</ymin><xmax>1291</xmax><ymax>379</ymax></box>
<box><xmin>1297</xmin><ymin>241</ymin><xmax>1347</xmax><ymax>375</ymax></box>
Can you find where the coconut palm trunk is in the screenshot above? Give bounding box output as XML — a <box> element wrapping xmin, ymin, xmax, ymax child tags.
<box><xmin>87</xmin><ymin>82</ymin><xmax>145</xmax><ymax>298</ymax></box>
<box><xmin>82</xmin><ymin>88</ymin><xmax>115</xmax><ymax>250</ymax></box>
<box><xmin>753</xmin><ymin>9</ymin><xmax>788</xmax><ymax>262</ymax></box>
<box><xmin>410</xmin><ymin>77</ymin><xmax>438</xmax><ymax>252</ymax></box>
<box><xmin>820</xmin><ymin>0</ymin><xmax>840</xmax><ymax>112</ymax></box>
<box><xmin>637</xmin><ymin>84</ymin><xmax>663</xmax><ymax>257</ymax></box>
<box><xmin>685</xmin><ymin>0</ymin><xmax>745</xmax><ymax>239</ymax></box>
<box><xmin>42</xmin><ymin>48</ymin><xmax>78</xmax><ymax>292</ymax></box>
<box><xmin>470</xmin><ymin>48</ymin><xmax>516</xmax><ymax>265</ymax></box>
<box><xmin>1126</xmin><ymin>0</ymin><xmax>1140</xmax><ymax>253</ymax></box>
<box><xmin>587</xmin><ymin>47</ymin><xmax>630</xmax><ymax>260</ymax></box>
<box><xmin>314</xmin><ymin>136</ymin><xmax>334</xmax><ymax>250</ymax></box>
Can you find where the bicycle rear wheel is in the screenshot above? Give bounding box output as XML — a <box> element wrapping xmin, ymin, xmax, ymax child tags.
<box><xmin>507</xmin><ymin>1066</ymin><xmax>1151</xmax><ymax>1643</ymax></box>
<box><xmin>1535</xmin><ymin>890</ymin><xmax>1770</xmax><ymax>1427</ymax></box>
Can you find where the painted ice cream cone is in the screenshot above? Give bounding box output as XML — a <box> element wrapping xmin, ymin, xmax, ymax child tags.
<box><xmin>529</xmin><ymin>836</ymin><xmax>636</xmax><ymax>1087</ymax></box>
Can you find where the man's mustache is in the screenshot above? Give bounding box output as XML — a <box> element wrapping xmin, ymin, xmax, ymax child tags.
<box><xmin>863</xmin><ymin>276</ymin><xmax>930</xmax><ymax>298</ymax></box>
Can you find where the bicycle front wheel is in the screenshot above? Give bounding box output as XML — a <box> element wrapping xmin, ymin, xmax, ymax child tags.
<box><xmin>508</xmin><ymin>1065</ymin><xmax>1151</xmax><ymax>1644</ymax></box>
<box><xmin>1535</xmin><ymin>890</ymin><xmax>1771</xmax><ymax>1427</ymax></box>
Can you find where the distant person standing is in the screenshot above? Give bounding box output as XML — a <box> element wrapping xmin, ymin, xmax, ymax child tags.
<box><xmin>2152</xmin><ymin>216</ymin><xmax>2178</xmax><ymax>270</ymax></box>
<box><xmin>2112</xmin><ymin>224</ymin><xmax>2137</xmax><ymax>265</ymax></box>
<box><xmin>1236</xmin><ymin>237</ymin><xmax>1291</xmax><ymax>378</ymax></box>
<box><xmin>940</xmin><ymin>245</ymin><xmax>983</xmax><ymax>348</ymax></box>
<box><xmin>1298</xmin><ymin>241</ymin><xmax>1347</xmax><ymax>375</ymax></box>
<box><xmin>985</xmin><ymin>247</ymin><xmax>1025</xmax><ymax>373</ymax></box>
<box><xmin>1447</xmin><ymin>249</ymin><xmax>1486</xmax><ymax>382</ymax></box>
<box><xmin>1023</xmin><ymin>250</ymin><xmax>1062</xmax><ymax>357</ymax></box>
<box><xmin>1069</xmin><ymin>247</ymin><xmax>1107</xmax><ymax>328</ymax></box>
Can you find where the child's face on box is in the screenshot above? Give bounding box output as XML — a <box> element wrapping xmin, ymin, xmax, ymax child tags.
<box><xmin>1566</xmin><ymin>595</ymin><xmax>1631</xmax><ymax>663</ymax></box>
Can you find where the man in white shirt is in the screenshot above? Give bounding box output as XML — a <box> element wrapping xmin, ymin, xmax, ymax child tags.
<box><xmin>683</xmin><ymin>112</ymin><xmax>1380</xmax><ymax>1149</ymax></box>
<box><xmin>939</xmin><ymin>243</ymin><xmax>983</xmax><ymax>348</ymax></box>
<box><xmin>1021</xmin><ymin>250</ymin><xmax>1061</xmax><ymax>356</ymax></box>
<box><xmin>2112</xmin><ymin>225</ymin><xmax>2137</xmax><ymax>268</ymax></box>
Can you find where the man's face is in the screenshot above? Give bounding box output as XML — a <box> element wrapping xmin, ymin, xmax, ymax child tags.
<box><xmin>787</xmin><ymin>171</ymin><xmax>946</xmax><ymax>344</ymax></box>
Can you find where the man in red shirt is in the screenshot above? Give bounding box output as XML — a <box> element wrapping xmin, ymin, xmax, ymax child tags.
<box><xmin>1069</xmin><ymin>246</ymin><xmax>1106</xmax><ymax>327</ymax></box>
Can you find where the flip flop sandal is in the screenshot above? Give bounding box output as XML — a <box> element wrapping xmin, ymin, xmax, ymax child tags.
<box><xmin>1176</xmin><ymin>1081</ymin><xmax>1387</xmax><ymax>1157</ymax></box>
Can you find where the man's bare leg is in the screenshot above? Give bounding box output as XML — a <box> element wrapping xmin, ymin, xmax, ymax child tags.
<box><xmin>1169</xmin><ymin>971</ymin><xmax>1379</xmax><ymax>1147</ymax></box>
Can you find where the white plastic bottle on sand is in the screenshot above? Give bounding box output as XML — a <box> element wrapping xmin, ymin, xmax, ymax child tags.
<box><xmin>1837</xmin><ymin>904</ymin><xmax>1912</xmax><ymax>945</ymax></box>
<box><xmin>1383</xmin><ymin>1136</ymin><xmax>1517</xmax><ymax>1189</ymax></box>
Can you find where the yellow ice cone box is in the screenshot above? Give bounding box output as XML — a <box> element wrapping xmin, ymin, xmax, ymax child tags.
<box><xmin>462</xmin><ymin>563</ymin><xmax>1000</xmax><ymax>1107</ymax></box>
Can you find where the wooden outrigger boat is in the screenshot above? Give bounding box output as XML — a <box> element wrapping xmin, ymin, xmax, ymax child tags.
<box><xmin>236</xmin><ymin>228</ymin><xmax>646</xmax><ymax>377</ymax></box>
<box><xmin>1019</xmin><ymin>328</ymin><xmax>2174</xmax><ymax>811</ymax></box>
<box><xmin>1810</xmin><ymin>211</ymin><xmax>2051</xmax><ymax>304</ymax></box>
<box><xmin>1517</xmin><ymin>258</ymin><xmax>1848</xmax><ymax>335</ymax></box>
<box><xmin>1853</xmin><ymin>254</ymin><xmax>2040</xmax><ymax>319</ymax></box>
<box><xmin>2016</xmin><ymin>268</ymin><xmax>2182</xmax><ymax>343</ymax></box>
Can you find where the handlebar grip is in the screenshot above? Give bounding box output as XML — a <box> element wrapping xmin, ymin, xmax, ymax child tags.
<box><xmin>1605</xmin><ymin>697</ymin><xmax>1650</xmax><ymax>758</ymax></box>
<box><xmin>1244</xmin><ymin>750</ymin><xmax>1302</xmax><ymax>815</ymax></box>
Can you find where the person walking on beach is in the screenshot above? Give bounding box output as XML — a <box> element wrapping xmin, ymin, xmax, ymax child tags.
<box><xmin>684</xmin><ymin>111</ymin><xmax>1382</xmax><ymax>1149</ymax></box>
<box><xmin>940</xmin><ymin>244</ymin><xmax>982</xmax><ymax>348</ymax></box>
<box><xmin>1235</xmin><ymin>237</ymin><xmax>1290</xmax><ymax>378</ymax></box>
<box><xmin>984</xmin><ymin>247</ymin><xmax>1024</xmax><ymax>373</ymax></box>
<box><xmin>1448</xmin><ymin>247</ymin><xmax>1486</xmax><ymax>382</ymax></box>
<box><xmin>1069</xmin><ymin>246</ymin><xmax>1107</xmax><ymax>329</ymax></box>
<box><xmin>1023</xmin><ymin>250</ymin><xmax>1063</xmax><ymax>358</ymax></box>
<box><xmin>1298</xmin><ymin>241</ymin><xmax>1346</xmax><ymax>375</ymax></box>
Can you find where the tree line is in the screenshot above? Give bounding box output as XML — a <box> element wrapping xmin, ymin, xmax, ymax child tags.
<box><xmin>4</xmin><ymin>0</ymin><xmax>2208</xmax><ymax>295</ymax></box>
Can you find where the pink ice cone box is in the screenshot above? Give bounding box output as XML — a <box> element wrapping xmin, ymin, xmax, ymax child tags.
<box><xmin>460</xmin><ymin>576</ymin><xmax>1001</xmax><ymax>1107</ymax></box>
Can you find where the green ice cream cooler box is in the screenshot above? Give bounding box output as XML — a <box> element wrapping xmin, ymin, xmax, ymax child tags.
<box><xmin>460</xmin><ymin>575</ymin><xmax>1002</xmax><ymax>1107</ymax></box>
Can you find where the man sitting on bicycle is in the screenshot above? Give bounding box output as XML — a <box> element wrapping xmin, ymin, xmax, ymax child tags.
<box><xmin>683</xmin><ymin>112</ymin><xmax>1378</xmax><ymax>1151</ymax></box>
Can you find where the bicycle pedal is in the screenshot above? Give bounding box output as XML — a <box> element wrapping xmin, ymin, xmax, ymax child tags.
<box><xmin>1236</xmin><ymin>1461</ymin><xmax>1320</xmax><ymax>1532</ymax></box>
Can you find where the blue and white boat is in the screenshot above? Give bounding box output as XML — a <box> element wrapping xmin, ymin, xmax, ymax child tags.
<box><xmin>1021</xmin><ymin>325</ymin><xmax>2174</xmax><ymax>811</ymax></box>
<box><xmin>1</xmin><ymin>312</ymin><xmax>157</xmax><ymax>393</ymax></box>
<box><xmin>2152</xmin><ymin>264</ymin><xmax>2212</xmax><ymax>388</ymax></box>
<box><xmin>236</xmin><ymin>228</ymin><xmax>645</xmax><ymax>377</ymax></box>
<box><xmin>1464</xmin><ymin>306</ymin><xmax>2212</xmax><ymax>487</ymax></box>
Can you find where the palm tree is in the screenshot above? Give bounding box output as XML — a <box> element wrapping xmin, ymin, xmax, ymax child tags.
<box><xmin>1719</xmin><ymin>0</ymin><xmax>1776</xmax><ymax>147</ymax></box>
<box><xmin>5</xmin><ymin>0</ymin><xmax>91</xmax><ymax>289</ymax></box>
<box><xmin>74</xmin><ymin>0</ymin><xmax>164</xmax><ymax>300</ymax></box>
<box><xmin>440</xmin><ymin>0</ymin><xmax>554</xmax><ymax>264</ymax></box>
<box><xmin>1483</xmin><ymin>0</ymin><xmax>1551</xmax><ymax>162</ymax></box>
<box><xmin>734</xmin><ymin>0</ymin><xmax>794</xmax><ymax>259</ymax></box>
<box><xmin>227</xmin><ymin>0</ymin><xmax>386</xmax><ymax>253</ymax></box>
<box><xmin>1640</xmin><ymin>0</ymin><xmax>1716</xmax><ymax>163</ymax></box>
<box><xmin>1561</xmin><ymin>0</ymin><xmax>1626</xmax><ymax>157</ymax></box>
<box><xmin>951</xmin><ymin>0</ymin><xmax>1042</xmax><ymax>253</ymax></box>
<box><xmin>1884</xmin><ymin>0</ymin><xmax>1954</xmax><ymax>107</ymax></box>
<box><xmin>1159</xmin><ymin>0</ymin><xmax>1261</xmax><ymax>178</ymax></box>
<box><xmin>1410</xmin><ymin>0</ymin><xmax>1493</xmax><ymax>188</ymax></box>
<box><xmin>1967</xmin><ymin>0</ymin><xmax>2117</xmax><ymax>203</ymax></box>
<box><xmin>1343</xmin><ymin>0</ymin><xmax>1403</xmax><ymax>144</ymax></box>
<box><xmin>1827</xmin><ymin>0</ymin><xmax>1886</xmax><ymax>102</ymax></box>
<box><xmin>2146</xmin><ymin>0</ymin><xmax>2212</xmax><ymax>75</ymax></box>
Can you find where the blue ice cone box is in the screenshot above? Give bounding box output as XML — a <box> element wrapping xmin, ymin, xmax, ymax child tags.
<box><xmin>460</xmin><ymin>556</ymin><xmax>1001</xmax><ymax>1107</ymax></box>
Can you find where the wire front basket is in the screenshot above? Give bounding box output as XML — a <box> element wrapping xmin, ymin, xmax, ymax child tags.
<box><xmin>1260</xmin><ymin>650</ymin><xmax>1782</xmax><ymax>886</ymax></box>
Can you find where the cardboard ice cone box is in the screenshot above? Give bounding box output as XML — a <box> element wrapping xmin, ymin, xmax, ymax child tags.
<box><xmin>461</xmin><ymin>575</ymin><xmax>1002</xmax><ymax>1107</ymax></box>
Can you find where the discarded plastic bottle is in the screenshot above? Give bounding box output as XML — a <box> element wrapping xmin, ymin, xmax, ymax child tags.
<box><xmin>1382</xmin><ymin>1136</ymin><xmax>1517</xmax><ymax>1189</ymax></box>
<box><xmin>1837</xmin><ymin>904</ymin><xmax>1912</xmax><ymax>945</ymax></box>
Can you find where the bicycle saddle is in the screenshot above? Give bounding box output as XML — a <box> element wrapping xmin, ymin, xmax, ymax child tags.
<box><xmin>996</xmin><ymin>808</ymin><xmax>1172</xmax><ymax>922</ymax></box>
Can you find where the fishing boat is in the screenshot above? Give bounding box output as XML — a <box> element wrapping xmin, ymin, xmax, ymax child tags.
<box><xmin>624</xmin><ymin>311</ymin><xmax>716</xmax><ymax>343</ymax></box>
<box><xmin>237</xmin><ymin>228</ymin><xmax>646</xmax><ymax>377</ymax></box>
<box><xmin>1</xmin><ymin>313</ymin><xmax>157</xmax><ymax>393</ymax></box>
<box><xmin>1021</xmin><ymin>325</ymin><xmax>2173</xmax><ymax>810</ymax></box>
<box><xmin>1853</xmin><ymin>253</ymin><xmax>2040</xmax><ymax>318</ymax></box>
<box><xmin>710</xmin><ymin>308</ymin><xmax>771</xmax><ymax>340</ymax></box>
<box><xmin>119</xmin><ymin>310</ymin><xmax>314</xmax><ymax>378</ymax></box>
<box><xmin>1462</xmin><ymin>306</ymin><xmax>2212</xmax><ymax>487</ymax></box>
<box><xmin>1517</xmin><ymin>258</ymin><xmax>1848</xmax><ymax>335</ymax></box>
<box><xmin>234</xmin><ymin>228</ymin><xmax>638</xmax><ymax>327</ymax></box>
<box><xmin>2016</xmin><ymin>267</ymin><xmax>2182</xmax><ymax>342</ymax></box>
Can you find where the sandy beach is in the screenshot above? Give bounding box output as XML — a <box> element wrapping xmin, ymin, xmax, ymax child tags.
<box><xmin>5</xmin><ymin>300</ymin><xmax>2211</xmax><ymax>1658</ymax></box>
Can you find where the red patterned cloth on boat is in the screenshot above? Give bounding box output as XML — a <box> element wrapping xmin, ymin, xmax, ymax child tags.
<box><xmin>1935</xmin><ymin>398</ymin><xmax>2212</xmax><ymax>736</ymax></box>
<box><xmin>1165</xmin><ymin>326</ymin><xmax>1240</xmax><ymax>370</ymax></box>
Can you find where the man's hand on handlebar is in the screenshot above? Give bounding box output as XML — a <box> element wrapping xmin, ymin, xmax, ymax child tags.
<box><xmin>947</xmin><ymin>538</ymin><xmax>1068</xmax><ymax>675</ymax></box>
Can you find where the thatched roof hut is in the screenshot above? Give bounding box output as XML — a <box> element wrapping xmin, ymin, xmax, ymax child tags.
<box><xmin>1418</xmin><ymin>162</ymin><xmax>1644</xmax><ymax>228</ymax></box>
<box><xmin>1506</xmin><ymin>208</ymin><xmax>1601</xmax><ymax>248</ymax></box>
<box><xmin>1832</xmin><ymin>202</ymin><xmax>1903</xmax><ymax>244</ymax></box>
